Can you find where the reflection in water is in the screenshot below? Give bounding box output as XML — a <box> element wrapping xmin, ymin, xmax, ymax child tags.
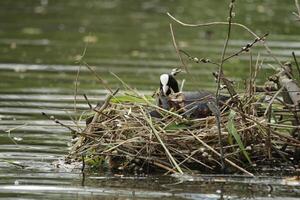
<box><xmin>0</xmin><ymin>0</ymin><xmax>299</xmax><ymax>199</ymax></box>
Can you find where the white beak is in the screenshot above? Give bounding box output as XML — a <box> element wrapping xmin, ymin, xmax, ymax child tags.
<box><xmin>160</xmin><ymin>74</ymin><xmax>169</xmax><ymax>96</ymax></box>
<box><xmin>162</xmin><ymin>85</ymin><xmax>169</xmax><ymax>96</ymax></box>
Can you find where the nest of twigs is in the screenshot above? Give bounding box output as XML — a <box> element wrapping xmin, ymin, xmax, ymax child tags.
<box><xmin>64</xmin><ymin>0</ymin><xmax>300</xmax><ymax>175</ymax></box>
<box><xmin>67</xmin><ymin>88</ymin><xmax>299</xmax><ymax>176</ymax></box>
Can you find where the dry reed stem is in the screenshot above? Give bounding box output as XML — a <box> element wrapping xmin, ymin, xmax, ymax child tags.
<box><xmin>169</xmin><ymin>23</ymin><xmax>188</xmax><ymax>73</ymax></box>
<box><xmin>263</xmin><ymin>87</ymin><xmax>284</xmax><ymax>117</ymax></box>
<box><xmin>82</xmin><ymin>61</ymin><xmax>113</xmax><ymax>93</ymax></box>
<box><xmin>140</xmin><ymin>106</ymin><xmax>184</xmax><ymax>174</ymax></box>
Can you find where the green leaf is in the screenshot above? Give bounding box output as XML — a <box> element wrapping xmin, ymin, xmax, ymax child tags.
<box><xmin>165</xmin><ymin>123</ymin><xmax>189</xmax><ymax>130</ymax></box>
<box><xmin>226</xmin><ymin>110</ymin><xmax>252</xmax><ymax>164</ymax></box>
<box><xmin>110</xmin><ymin>94</ymin><xmax>154</xmax><ymax>104</ymax></box>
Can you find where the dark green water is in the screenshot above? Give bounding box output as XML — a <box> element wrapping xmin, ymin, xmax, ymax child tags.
<box><xmin>0</xmin><ymin>0</ymin><xmax>300</xmax><ymax>199</ymax></box>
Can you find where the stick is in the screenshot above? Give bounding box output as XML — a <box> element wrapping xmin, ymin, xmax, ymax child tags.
<box><xmin>83</xmin><ymin>94</ymin><xmax>93</xmax><ymax>109</ymax></box>
<box><xmin>82</xmin><ymin>60</ymin><xmax>113</xmax><ymax>94</ymax></box>
<box><xmin>84</xmin><ymin>88</ymin><xmax>119</xmax><ymax>135</ymax></box>
<box><xmin>141</xmin><ymin>107</ymin><xmax>184</xmax><ymax>174</ymax></box>
<box><xmin>263</xmin><ymin>87</ymin><xmax>284</xmax><ymax>117</ymax></box>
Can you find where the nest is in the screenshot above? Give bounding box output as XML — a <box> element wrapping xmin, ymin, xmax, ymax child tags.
<box><xmin>67</xmin><ymin>89</ymin><xmax>300</xmax><ymax>176</ymax></box>
<box><xmin>62</xmin><ymin>0</ymin><xmax>300</xmax><ymax>175</ymax></box>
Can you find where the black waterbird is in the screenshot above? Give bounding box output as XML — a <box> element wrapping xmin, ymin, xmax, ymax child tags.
<box><xmin>151</xmin><ymin>69</ymin><xmax>229</xmax><ymax>119</ymax></box>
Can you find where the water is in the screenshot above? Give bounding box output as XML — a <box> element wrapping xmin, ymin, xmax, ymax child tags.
<box><xmin>0</xmin><ymin>0</ymin><xmax>299</xmax><ymax>199</ymax></box>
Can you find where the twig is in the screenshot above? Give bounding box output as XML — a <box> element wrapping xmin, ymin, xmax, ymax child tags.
<box><xmin>223</xmin><ymin>33</ymin><xmax>268</xmax><ymax>62</ymax></box>
<box><xmin>84</xmin><ymin>88</ymin><xmax>119</xmax><ymax>135</ymax></box>
<box><xmin>293</xmin><ymin>0</ymin><xmax>300</xmax><ymax>20</ymax></box>
<box><xmin>167</xmin><ymin>12</ymin><xmax>259</xmax><ymax>38</ymax></box>
<box><xmin>42</xmin><ymin>112</ymin><xmax>77</xmax><ymax>133</ymax></box>
<box><xmin>5</xmin><ymin>123</ymin><xmax>28</xmax><ymax>134</ymax></box>
<box><xmin>265</xmin><ymin>123</ymin><xmax>300</xmax><ymax>129</ymax></box>
<box><xmin>270</xmin><ymin>129</ymin><xmax>300</xmax><ymax>146</ymax></box>
<box><xmin>74</xmin><ymin>38</ymin><xmax>89</xmax><ymax>115</ymax></box>
<box><xmin>81</xmin><ymin>155</ymin><xmax>85</xmax><ymax>173</ymax></box>
<box><xmin>179</xmin><ymin>49</ymin><xmax>220</xmax><ymax>67</ymax></box>
<box><xmin>217</xmin><ymin>0</ymin><xmax>234</xmax><ymax>86</ymax></box>
<box><xmin>167</xmin><ymin>12</ymin><xmax>284</xmax><ymax>68</ymax></box>
<box><xmin>248</xmin><ymin>51</ymin><xmax>253</xmax><ymax>99</ymax></box>
<box><xmin>169</xmin><ymin>23</ymin><xmax>189</xmax><ymax>73</ymax></box>
<box><xmin>152</xmin><ymin>160</ymin><xmax>177</xmax><ymax>173</ymax></box>
<box><xmin>263</xmin><ymin>41</ymin><xmax>285</xmax><ymax>68</ymax></box>
<box><xmin>263</xmin><ymin>87</ymin><xmax>284</xmax><ymax>117</ymax></box>
<box><xmin>103</xmin><ymin>137</ymin><xmax>140</xmax><ymax>153</ymax></box>
<box><xmin>74</xmin><ymin>65</ymin><xmax>81</xmax><ymax>115</ymax></box>
<box><xmin>207</xmin><ymin>99</ymin><xmax>225</xmax><ymax>173</ymax></box>
<box><xmin>81</xmin><ymin>60</ymin><xmax>113</xmax><ymax>94</ymax></box>
<box><xmin>141</xmin><ymin>107</ymin><xmax>184</xmax><ymax>174</ymax></box>
<box><xmin>292</xmin><ymin>52</ymin><xmax>300</xmax><ymax>77</ymax></box>
<box><xmin>224</xmin><ymin>103</ymin><xmax>300</xmax><ymax>145</ymax></box>
<box><xmin>215</xmin><ymin>0</ymin><xmax>236</xmax><ymax>173</ymax></box>
<box><xmin>266</xmin><ymin>103</ymin><xmax>272</xmax><ymax>159</ymax></box>
<box><xmin>83</xmin><ymin>94</ymin><xmax>112</xmax><ymax>118</ymax></box>
<box><xmin>83</xmin><ymin>94</ymin><xmax>93</xmax><ymax>109</ymax></box>
<box><xmin>0</xmin><ymin>159</ymin><xmax>26</xmax><ymax>168</ymax></box>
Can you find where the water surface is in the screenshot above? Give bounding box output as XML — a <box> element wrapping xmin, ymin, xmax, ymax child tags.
<box><xmin>0</xmin><ymin>0</ymin><xmax>300</xmax><ymax>199</ymax></box>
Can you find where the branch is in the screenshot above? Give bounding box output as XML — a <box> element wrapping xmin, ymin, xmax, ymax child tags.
<box><xmin>177</xmin><ymin>33</ymin><xmax>267</xmax><ymax>67</ymax></box>
<box><xmin>179</xmin><ymin>49</ymin><xmax>220</xmax><ymax>67</ymax></box>
<box><xmin>293</xmin><ymin>0</ymin><xmax>300</xmax><ymax>20</ymax></box>
<box><xmin>167</xmin><ymin>12</ymin><xmax>284</xmax><ymax>68</ymax></box>
<box><xmin>167</xmin><ymin>12</ymin><xmax>259</xmax><ymax>38</ymax></box>
<box><xmin>223</xmin><ymin>33</ymin><xmax>269</xmax><ymax>62</ymax></box>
